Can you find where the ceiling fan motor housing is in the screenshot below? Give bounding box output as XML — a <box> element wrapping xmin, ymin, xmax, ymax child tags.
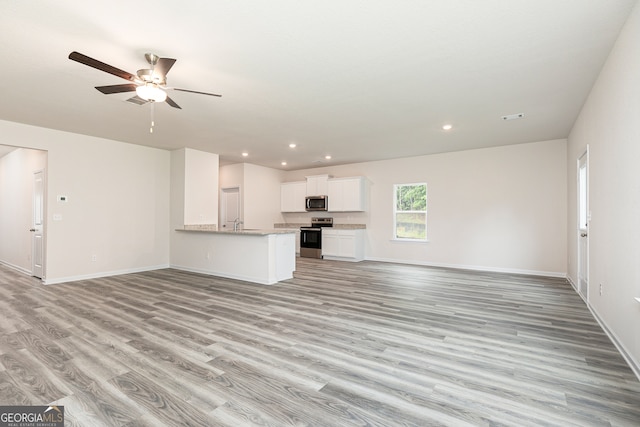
<box><xmin>137</xmin><ymin>68</ymin><xmax>166</xmax><ymax>85</ymax></box>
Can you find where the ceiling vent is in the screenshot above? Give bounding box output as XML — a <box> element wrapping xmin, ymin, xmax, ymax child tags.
<box><xmin>502</xmin><ymin>113</ymin><xmax>525</xmax><ymax>121</ymax></box>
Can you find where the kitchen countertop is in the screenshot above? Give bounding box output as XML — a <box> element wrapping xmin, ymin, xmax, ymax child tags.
<box><xmin>176</xmin><ymin>225</ymin><xmax>295</xmax><ymax>235</ymax></box>
<box><xmin>274</xmin><ymin>223</ymin><xmax>366</xmax><ymax>230</ymax></box>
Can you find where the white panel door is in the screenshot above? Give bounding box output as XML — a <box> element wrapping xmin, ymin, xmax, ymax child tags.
<box><xmin>32</xmin><ymin>170</ymin><xmax>44</xmax><ymax>279</ymax></box>
<box><xmin>221</xmin><ymin>187</ymin><xmax>240</xmax><ymax>229</ymax></box>
<box><xmin>578</xmin><ymin>151</ymin><xmax>589</xmax><ymax>300</ymax></box>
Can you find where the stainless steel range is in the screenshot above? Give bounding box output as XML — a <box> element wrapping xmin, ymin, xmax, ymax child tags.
<box><xmin>300</xmin><ymin>217</ymin><xmax>333</xmax><ymax>259</ymax></box>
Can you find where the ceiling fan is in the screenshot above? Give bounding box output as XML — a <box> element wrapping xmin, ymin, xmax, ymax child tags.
<box><xmin>68</xmin><ymin>51</ymin><xmax>221</xmax><ymax>110</ymax></box>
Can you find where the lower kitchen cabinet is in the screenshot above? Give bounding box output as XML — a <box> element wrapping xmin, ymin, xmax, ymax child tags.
<box><xmin>322</xmin><ymin>229</ymin><xmax>364</xmax><ymax>261</ymax></box>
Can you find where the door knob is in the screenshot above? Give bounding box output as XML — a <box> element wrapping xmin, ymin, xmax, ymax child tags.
<box><xmin>29</xmin><ymin>228</ymin><xmax>36</xmax><ymax>232</ymax></box>
<box><xmin>580</xmin><ymin>232</ymin><xmax>587</xmax><ymax>237</ymax></box>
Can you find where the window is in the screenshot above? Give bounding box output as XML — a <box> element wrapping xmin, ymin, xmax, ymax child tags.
<box><xmin>394</xmin><ymin>183</ymin><xmax>427</xmax><ymax>240</ymax></box>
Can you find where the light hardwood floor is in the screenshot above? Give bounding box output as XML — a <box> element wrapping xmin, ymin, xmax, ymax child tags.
<box><xmin>1</xmin><ymin>258</ymin><xmax>639</xmax><ymax>426</ymax></box>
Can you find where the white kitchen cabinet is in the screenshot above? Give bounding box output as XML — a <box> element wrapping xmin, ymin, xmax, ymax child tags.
<box><xmin>281</xmin><ymin>181</ymin><xmax>307</xmax><ymax>212</ymax></box>
<box><xmin>291</xmin><ymin>229</ymin><xmax>301</xmax><ymax>254</ymax></box>
<box><xmin>306</xmin><ymin>174</ymin><xmax>330</xmax><ymax>196</ymax></box>
<box><xmin>322</xmin><ymin>230</ymin><xmax>340</xmax><ymax>257</ymax></box>
<box><xmin>322</xmin><ymin>229</ymin><xmax>364</xmax><ymax>261</ymax></box>
<box><xmin>327</xmin><ymin>176</ymin><xmax>367</xmax><ymax>212</ymax></box>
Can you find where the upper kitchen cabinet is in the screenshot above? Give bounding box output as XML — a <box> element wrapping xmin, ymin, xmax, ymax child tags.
<box><xmin>306</xmin><ymin>174</ymin><xmax>330</xmax><ymax>196</ymax></box>
<box><xmin>281</xmin><ymin>181</ymin><xmax>307</xmax><ymax>212</ymax></box>
<box><xmin>328</xmin><ymin>176</ymin><xmax>367</xmax><ymax>212</ymax></box>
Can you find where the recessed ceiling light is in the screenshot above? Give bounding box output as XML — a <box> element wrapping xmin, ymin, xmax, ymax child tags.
<box><xmin>289</xmin><ymin>143</ymin><xmax>297</xmax><ymax>148</ymax></box>
<box><xmin>281</xmin><ymin>161</ymin><xmax>287</xmax><ymax>166</ymax></box>
<box><xmin>325</xmin><ymin>155</ymin><xmax>332</xmax><ymax>160</ymax></box>
<box><xmin>442</xmin><ymin>124</ymin><xmax>453</xmax><ymax>131</ymax></box>
<box><xmin>242</xmin><ymin>152</ymin><xmax>248</xmax><ymax>157</ymax></box>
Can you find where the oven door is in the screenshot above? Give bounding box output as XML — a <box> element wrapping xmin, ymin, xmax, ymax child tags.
<box><xmin>300</xmin><ymin>228</ymin><xmax>322</xmax><ymax>258</ymax></box>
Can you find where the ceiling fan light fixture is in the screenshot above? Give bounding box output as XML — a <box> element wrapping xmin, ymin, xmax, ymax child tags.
<box><xmin>136</xmin><ymin>83</ymin><xmax>167</xmax><ymax>102</ymax></box>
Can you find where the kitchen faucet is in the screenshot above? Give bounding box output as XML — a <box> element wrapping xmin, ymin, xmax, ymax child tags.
<box><xmin>233</xmin><ymin>217</ymin><xmax>243</xmax><ymax>231</ymax></box>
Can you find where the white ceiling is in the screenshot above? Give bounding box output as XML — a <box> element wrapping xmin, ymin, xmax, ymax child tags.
<box><xmin>0</xmin><ymin>1</ymin><xmax>636</xmax><ymax>170</ymax></box>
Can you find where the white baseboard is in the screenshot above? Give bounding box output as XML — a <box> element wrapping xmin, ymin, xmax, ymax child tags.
<box><xmin>565</xmin><ymin>274</ymin><xmax>640</xmax><ymax>381</ymax></box>
<box><xmin>588</xmin><ymin>304</ymin><xmax>640</xmax><ymax>382</ymax></box>
<box><xmin>565</xmin><ymin>274</ymin><xmax>587</xmax><ymax>303</ymax></box>
<box><xmin>43</xmin><ymin>264</ymin><xmax>170</xmax><ymax>285</ymax></box>
<box><xmin>170</xmin><ymin>264</ymin><xmax>278</xmax><ymax>285</ymax></box>
<box><xmin>0</xmin><ymin>259</ymin><xmax>32</xmax><ymax>276</ymax></box>
<box><xmin>364</xmin><ymin>256</ymin><xmax>567</xmax><ymax>278</ymax></box>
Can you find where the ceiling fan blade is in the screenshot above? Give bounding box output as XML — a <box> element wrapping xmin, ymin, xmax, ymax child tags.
<box><xmin>155</xmin><ymin>58</ymin><xmax>176</xmax><ymax>77</ymax></box>
<box><xmin>174</xmin><ymin>88</ymin><xmax>222</xmax><ymax>97</ymax></box>
<box><xmin>95</xmin><ymin>84</ymin><xmax>138</xmax><ymax>94</ymax></box>
<box><xmin>165</xmin><ymin>96</ymin><xmax>182</xmax><ymax>109</ymax></box>
<box><xmin>69</xmin><ymin>51</ymin><xmax>136</xmax><ymax>82</ymax></box>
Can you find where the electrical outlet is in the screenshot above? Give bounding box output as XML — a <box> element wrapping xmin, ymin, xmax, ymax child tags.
<box><xmin>599</xmin><ymin>283</ymin><xmax>603</xmax><ymax>296</ymax></box>
<box><xmin>91</xmin><ymin>254</ymin><xmax>97</xmax><ymax>262</ymax></box>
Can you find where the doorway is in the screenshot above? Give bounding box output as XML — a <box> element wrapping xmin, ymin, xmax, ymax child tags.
<box><xmin>32</xmin><ymin>170</ymin><xmax>45</xmax><ymax>278</ymax></box>
<box><xmin>220</xmin><ymin>187</ymin><xmax>241</xmax><ymax>230</ymax></box>
<box><xmin>578</xmin><ymin>149</ymin><xmax>589</xmax><ymax>301</ymax></box>
<box><xmin>0</xmin><ymin>146</ymin><xmax>47</xmax><ymax>279</ymax></box>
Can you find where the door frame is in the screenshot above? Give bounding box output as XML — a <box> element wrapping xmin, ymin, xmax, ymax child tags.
<box><xmin>220</xmin><ymin>186</ymin><xmax>241</xmax><ymax>230</ymax></box>
<box><xmin>32</xmin><ymin>168</ymin><xmax>46</xmax><ymax>280</ymax></box>
<box><xmin>577</xmin><ymin>147</ymin><xmax>589</xmax><ymax>302</ymax></box>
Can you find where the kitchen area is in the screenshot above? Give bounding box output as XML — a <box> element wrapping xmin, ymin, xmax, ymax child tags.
<box><xmin>275</xmin><ymin>174</ymin><xmax>368</xmax><ymax>262</ymax></box>
<box><xmin>173</xmin><ymin>152</ymin><xmax>368</xmax><ymax>287</ymax></box>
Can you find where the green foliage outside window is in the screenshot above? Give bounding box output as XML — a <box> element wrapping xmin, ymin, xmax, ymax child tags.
<box><xmin>394</xmin><ymin>183</ymin><xmax>427</xmax><ymax>240</ymax></box>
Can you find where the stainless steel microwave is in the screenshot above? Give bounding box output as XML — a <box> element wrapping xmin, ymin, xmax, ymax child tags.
<box><xmin>305</xmin><ymin>195</ymin><xmax>328</xmax><ymax>211</ymax></box>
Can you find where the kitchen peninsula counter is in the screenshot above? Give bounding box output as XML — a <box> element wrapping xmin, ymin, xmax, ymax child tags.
<box><xmin>177</xmin><ymin>225</ymin><xmax>295</xmax><ymax>235</ymax></box>
<box><xmin>274</xmin><ymin>223</ymin><xmax>366</xmax><ymax>229</ymax></box>
<box><xmin>172</xmin><ymin>225</ymin><xmax>296</xmax><ymax>285</ymax></box>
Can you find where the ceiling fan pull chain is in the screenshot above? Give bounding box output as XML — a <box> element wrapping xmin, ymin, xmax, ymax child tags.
<box><xmin>150</xmin><ymin>101</ymin><xmax>155</xmax><ymax>134</ymax></box>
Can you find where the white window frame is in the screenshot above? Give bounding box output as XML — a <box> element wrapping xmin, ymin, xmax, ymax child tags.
<box><xmin>393</xmin><ymin>182</ymin><xmax>427</xmax><ymax>242</ymax></box>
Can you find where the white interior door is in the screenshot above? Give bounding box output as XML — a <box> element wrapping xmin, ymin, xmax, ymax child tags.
<box><xmin>578</xmin><ymin>151</ymin><xmax>589</xmax><ymax>300</ymax></box>
<box><xmin>32</xmin><ymin>170</ymin><xmax>44</xmax><ymax>278</ymax></box>
<box><xmin>220</xmin><ymin>187</ymin><xmax>240</xmax><ymax>229</ymax></box>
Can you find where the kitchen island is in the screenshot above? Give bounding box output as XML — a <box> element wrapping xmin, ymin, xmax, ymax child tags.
<box><xmin>172</xmin><ymin>226</ymin><xmax>296</xmax><ymax>285</ymax></box>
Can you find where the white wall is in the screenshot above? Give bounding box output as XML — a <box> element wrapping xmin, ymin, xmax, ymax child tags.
<box><xmin>171</xmin><ymin>148</ymin><xmax>219</xmax><ymax>229</ymax></box>
<box><xmin>170</xmin><ymin>148</ymin><xmax>186</xmax><ymax>228</ymax></box>
<box><xmin>567</xmin><ymin>2</ymin><xmax>640</xmax><ymax>375</ymax></box>
<box><xmin>243</xmin><ymin>163</ymin><xmax>285</xmax><ymax>229</ymax></box>
<box><xmin>219</xmin><ymin>163</ymin><xmax>284</xmax><ymax>229</ymax></box>
<box><xmin>219</xmin><ymin>163</ymin><xmax>244</xmax><ymax>189</ymax></box>
<box><xmin>170</xmin><ymin>148</ymin><xmax>220</xmax><ymax>267</ymax></box>
<box><xmin>0</xmin><ymin>120</ymin><xmax>171</xmax><ymax>284</ymax></box>
<box><xmin>284</xmin><ymin>139</ymin><xmax>567</xmax><ymax>276</ymax></box>
<box><xmin>0</xmin><ymin>147</ymin><xmax>47</xmax><ymax>273</ymax></box>
<box><xmin>184</xmin><ymin>149</ymin><xmax>219</xmax><ymax>225</ymax></box>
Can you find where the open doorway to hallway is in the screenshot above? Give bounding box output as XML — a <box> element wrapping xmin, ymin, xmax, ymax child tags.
<box><xmin>577</xmin><ymin>148</ymin><xmax>589</xmax><ymax>301</ymax></box>
<box><xmin>0</xmin><ymin>145</ymin><xmax>48</xmax><ymax>280</ymax></box>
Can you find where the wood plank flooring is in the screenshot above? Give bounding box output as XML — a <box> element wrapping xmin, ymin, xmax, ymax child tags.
<box><xmin>1</xmin><ymin>258</ymin><xmax>639</xmax><ymax>426</ymax></box>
